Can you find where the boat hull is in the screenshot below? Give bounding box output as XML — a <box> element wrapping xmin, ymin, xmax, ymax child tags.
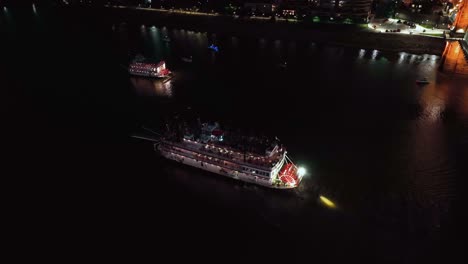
<box><xmin>158</xmin><ymin>145</ymin><xmax>296</xmax><ymax>189</ymax></box>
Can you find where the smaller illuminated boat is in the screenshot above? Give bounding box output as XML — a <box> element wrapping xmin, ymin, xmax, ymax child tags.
<box><xmin>208</xmin><ymin>44</ymin><xmax>219</xmax><ymax>52</ymax></box>
<box><xmin>416</xmin><ymin>77</ymin><xmax>429</xmax><ymax>85</ymax></box>
<box><xmin>181</xmin><ymin>56</ymin><xmax>193</xmax><ymax>63</ymax></box>
<box><xmin>129</xmin><ymin>60</ymin><xmax>171</xmax><ymax>78</ymax></box>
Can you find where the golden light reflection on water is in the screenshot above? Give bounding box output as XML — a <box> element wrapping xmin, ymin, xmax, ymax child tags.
<box><xmin>403</xmin><ymin>72</ymin><xmax>466</xmax><ymax>229</ymax></box>
<box><xmin>319</xmin><ymin>195</ymin><xmax>336</xmax><ymax>209</ymax></box>
<box><xmin>130</xmin><ymin>77</ymin><xmax>173</xmax><ymax>97</ymax></box>
<box><xmin>421</xmin><ymin>73</ymin><xmax>468</xmax><ymax>121</ymax></box>
<box><xmin>417</xmin><ymin>78</ymin><xmax>449</xmax><ymax>123</ymax></box>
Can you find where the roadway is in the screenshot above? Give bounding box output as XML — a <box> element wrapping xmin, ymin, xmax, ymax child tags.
<box><xmin>368</xmin><ymin>18</ymin><xmax>446</xmax><ymax>38</ymax></box>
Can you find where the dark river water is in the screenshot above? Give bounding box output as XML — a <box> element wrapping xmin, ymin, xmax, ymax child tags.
<box><xmin>3</xmin><ymin>5</ymin><xmax>468</xmax><ymax>264</ymax></box>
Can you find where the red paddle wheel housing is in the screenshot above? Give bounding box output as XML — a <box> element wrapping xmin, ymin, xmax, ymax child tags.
<box><xmin>211</xmin><ymin>129</ymin><xmax>224</xmax><ymax>137</ymax></box>
<box><xmin>278</xmin><ymin>163</ymin><xmax>298</xmax><ymax>185</ymax></box>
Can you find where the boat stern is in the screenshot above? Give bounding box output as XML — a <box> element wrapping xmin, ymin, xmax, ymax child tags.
<box><xmin>271</xmin><ymin>160</ymin><xmax>305</xmax><ymax>189</ymax></box>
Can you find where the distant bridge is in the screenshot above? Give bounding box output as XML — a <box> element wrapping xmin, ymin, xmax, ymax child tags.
<box><xmin>453</xmin><ymin>0</ymin><xmax>468</xmax><ymax>35</ymax></box>
<box><xmin>441</xmin><ymin>0</ymin><xmax>468</xmax><ymax>76</ymax></box>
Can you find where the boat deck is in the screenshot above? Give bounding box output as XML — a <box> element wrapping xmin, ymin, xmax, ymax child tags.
<box><xmin>162</xmin><ymin>139</ymin><xmax>282</xmax><ymax>170</ymax></box>
<box><xmin>182</xmin><ymin>139</ymin><xmax>282</xmax><ymax>168</ymax></box>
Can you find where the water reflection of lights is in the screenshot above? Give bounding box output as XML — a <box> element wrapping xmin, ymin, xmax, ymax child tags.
<box><xmin>428</xmin><ymin>55</ymin><xmax>439</xmax><ymax>65</ymax></box>
<box><xmin>319</xmin><ymin>195</ymin><xmax>336</xmax><ymax>209</ymax></box>
<box><xmin>426</xmin><ymin>105</ymin><xmax>443</xmax><ymax>122</ymax></box>
<box><xmin>398</xmin><ymin>52</ymin><xmax>406</xmax><ymax>64</ymax></box>
<box><xmin>358</xmin><ymin>49</ymin><xmax>365</xmax><ymax>59</ymax></box>
<box><xmin>156</xmin><ymin>80</ymin><xmax>173</xmax><ymax>97</ymax></box>
<box><xmin>130</xmin><ymin>77</ymin><xmax>173</xmax><ymax>97</ymax></box>
<box><xmin>32</xmin><ymin>3</ymin><xmax>37</xmax><ymax>14</ymax></box>
<box><xmin>418</xmin><ymin>83</ymin><xmax>447</xmax><ymax>122</ymax></box>
<box><xmin>371</xmin><ymin>50</ymin><xmax>378</xmax><ymax>60</ymax></box>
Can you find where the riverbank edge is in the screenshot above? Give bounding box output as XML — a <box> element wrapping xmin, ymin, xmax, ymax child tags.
<box><xmin>86</xmin><ymin>6</ymin><xmax>446</xmax><ymax>55</ymax></box>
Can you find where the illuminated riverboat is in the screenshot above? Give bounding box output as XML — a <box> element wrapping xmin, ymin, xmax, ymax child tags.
<box><xmin>156</xmin><ymin>122</ymin><xmax>305</xmax><ymax>189</ymax></box>
<box><xmin>129</xmin><ymin>60</ymin><xmax>171</xmax><ymax>78</ymax></box>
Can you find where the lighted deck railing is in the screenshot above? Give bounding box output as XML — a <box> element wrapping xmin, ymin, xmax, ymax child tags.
<box><xmin>161</xmin><ymin>140</ymin><xmax>279</xmax><ymax>171</ymax></box>
<box><xmin>160</xmin><ymin>144</ymin><xmax>244</xmax><ymax>171</ymax></box>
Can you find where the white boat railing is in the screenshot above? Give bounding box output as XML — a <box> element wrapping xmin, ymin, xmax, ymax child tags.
<box><xmin>160</xmin><ymin>144</ymin><xmax>274</xmax><ymax>179</ymax></box>
<box><xmin>161</xmin><ymin>139</ymin><xmax>279</xmax><ymax>171</ymax></box>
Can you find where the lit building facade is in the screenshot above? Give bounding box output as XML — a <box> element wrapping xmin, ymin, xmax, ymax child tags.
<box><xmin>244</xmin><ymin>2</ymin><xmax>278</xmax><ymax>15</ymax></box>
<box><xmin>317</xmin><ymin>0</ymin><xmax>372</xmax><ymax>20</ymax></box>
<box><xmin>340</xmin><ymin>0</ymin><xmax>372</xmax><ymax>19</ymax></box>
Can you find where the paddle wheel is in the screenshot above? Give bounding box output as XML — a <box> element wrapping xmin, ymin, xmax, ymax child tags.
<box><xmin>276</xmin><ymin>154</ymin><xmax>307</xmax><ymax>187</ymax></box>
<box><xmin>159</xmin><ymin>68</ymin><xmax>171</xmax><ymax>76</ymax></box>
<box><xmin>278</xmin><ymin>161</ymin><xmax>298</xmax><ymax>186</ymax></box>
<box><xmin>155</xmin><ymin>61</ymin><xmax>171</xmax><ymax>76</ymax></box>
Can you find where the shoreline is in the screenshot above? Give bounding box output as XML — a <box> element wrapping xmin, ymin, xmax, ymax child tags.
<box><xmin>77</xmin><ymin>6</ymin><xmax>447</xmax><ymax>55</ymax></box>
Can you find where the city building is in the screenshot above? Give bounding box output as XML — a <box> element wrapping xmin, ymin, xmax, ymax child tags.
<box><xmin>410</xmin><ymin>1</ymin><xmax>424</xmax><ymax>13</ymax></box>
<box><xmin>244</xmin><ymin>1</ymin><xmax>278</xmax><ymax>15</ymax></box>
<box><xmin>317</xmin><ymin>0</ymin><xmax>372</xmax><ymax>21</ymax></box>
<box><xmin>340</xmin><ymin>0</ymin><xmax>372</xmax><ymax>19</ymax></box>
